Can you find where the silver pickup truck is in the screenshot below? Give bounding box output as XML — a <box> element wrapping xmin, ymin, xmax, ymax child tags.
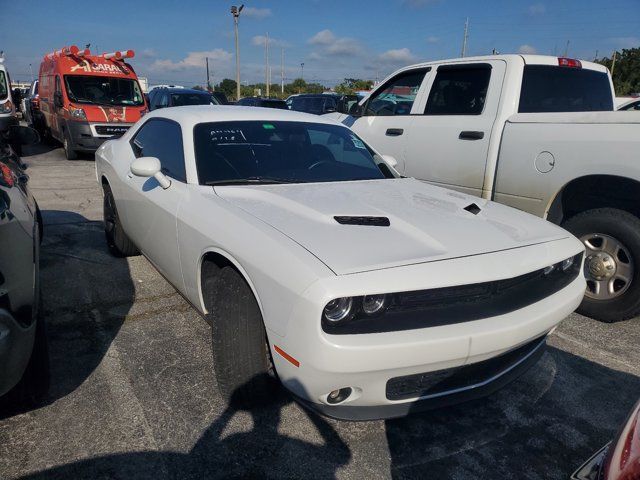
<box><xmin>332</xmin><ymin>54</ymin><xmax>640</xmax><ymax>322</ymax></box>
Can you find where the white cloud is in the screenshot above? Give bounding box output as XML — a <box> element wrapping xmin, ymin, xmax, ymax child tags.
<box><xmin>251</xmin><ymin>35</ymin><xmax>291</xmax><ymax>48</ymax></box>
<box><xmin>140</xmin><ymin>48</ymin><xmax>157</xmax><ymax>59</ymax></box>
<box><xmin>427</xmin><ymin>36</ymin><xmax>439</xmax><ymax>44</ymax></box>
<box><xmin>528</xmin><ymin>3</ymin><xmax>545</xmax><ymax>15</ymax></box>
<box><xmin>152</xmin><ymin>49</ymin><xmax>233</xmax><ymax>71</ymax></box>
<box><xmin>307</xmin><ymin>29</ymin><xmax>363</xmax><ymax>57</ymax></box>
<box><xmin>518</xmin><ymin>44</ymin><xmax>537</xmax><ymax>54</ymax></box>
<box><xmin>242</xmin><ymin>7</ymin><xmax>271</xmax><ymax>19</ymax></box>
<box><xmin>378</xmin><ymin>48</ymin><xmax>418</xmax><ymax>64</ymax></box>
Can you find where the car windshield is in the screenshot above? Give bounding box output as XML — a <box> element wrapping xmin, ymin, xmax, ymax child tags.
<box><xmin>171</xmin><ymin>92</ymin><xmax>217</xmax><ymax>107</ymax></box>
<box><xmin>194</xmin><ymin>120</ymin><xmax>388</xmax><ymax>185</ymax></box>
<box><xmin>0</xmin><ymin>71</ymin><xmax>7</xmax><ymax>100</ymax></box>
<box><xmin>64</xmin><ymin>75</ymin><xmax>144</xmax><ymax>106</ymax></box>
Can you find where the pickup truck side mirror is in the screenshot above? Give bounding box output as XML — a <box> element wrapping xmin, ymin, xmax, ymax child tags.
<box><xmin>130</xmin><ymin>156</ymin><xmax>171</xmax><ymax>189</ymax></box>
<box><xmin>348</xmin><ymin>102</ymin><xmax>364</xmax><ymax>117</ymax></box>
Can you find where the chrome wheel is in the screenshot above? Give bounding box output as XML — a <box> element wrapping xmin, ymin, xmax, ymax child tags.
<box><xmin>581</xmin><ymin>233</ymin><xmax>634</xmax><ymax>300</ymax></box>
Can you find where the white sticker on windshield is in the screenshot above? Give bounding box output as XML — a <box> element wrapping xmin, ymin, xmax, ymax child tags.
<box><xmin>351</xmin><ymin>135</ymin><xmax>366</xmax><ymax>149</ymax></box>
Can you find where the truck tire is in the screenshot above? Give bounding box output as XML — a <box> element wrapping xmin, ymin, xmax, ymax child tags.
<box><xmin>208</xmin><ymin>266</ymin><xmax>275</xmax><ymax>404</ymax></box>
<box><xmin>562</xmin><ymin>208</ymin><xmax>640</xmax><ymax>322</ymax></box>
<box><xmin>62</xmin><ymin>131</ymin><xmax>78</xmax><ymax>160</ymax></box>
<box><xmin>103</xmin><ymin>184</ymin><xmax>139</xmax><ymax>257</ymax></box>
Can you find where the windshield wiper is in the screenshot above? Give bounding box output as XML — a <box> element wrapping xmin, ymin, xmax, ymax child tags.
<box><xmin>206</xmin><ymin>176</ymin><xmax>299</xmax><ymax>186</ymax></box>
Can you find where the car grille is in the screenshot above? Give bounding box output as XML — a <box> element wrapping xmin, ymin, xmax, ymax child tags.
<box><xmin>385</xmin><ymin>336</ymin><xmax>545</xmax><ymax>401</ymax></box>
<box><xmin>95</xmin><ymin>125</ymin><xmax>130</xmax><ymax>136</ymax></box>
<box><xmin>322</xmin><ymin>253</ymin><xmax>582</xmax><ymax>335</ymax></box>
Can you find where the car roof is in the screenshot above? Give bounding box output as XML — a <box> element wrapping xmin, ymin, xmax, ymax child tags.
<box><xmin>143</xmin><ymin>105</ymin><xmax>344</xmax><ymax>128</ymax></box>
<box><xmin>163</xmin><ymin>88</ymin><xmax>210</xmax><ymax>95</ymax></box>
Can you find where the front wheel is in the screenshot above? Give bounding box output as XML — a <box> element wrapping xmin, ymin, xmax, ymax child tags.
<box><xmin>103</xmin><ymin>184</ymin><xmax>139</xmax><ymax>257</ymax></box>
<box><xmin>207</xmin><ymin>266</ymin><xmax>276</xmax><ymax>404</ymax></box>
<box><xmin>562</xmin><ymin>208</ymin><xmax>640</xmax><ymax>322</ymax></box>
<box><xmin>63</xmin><ymin>132</ymin><xmax>78</xmax><ymax>160</ymax></box>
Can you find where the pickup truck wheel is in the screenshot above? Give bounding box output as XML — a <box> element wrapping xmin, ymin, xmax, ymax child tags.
<box><xmin>562</xmin><ymin>208</ymin><xmax>640</xmax><ymax>322</ymax></box>
<box><xmin>103</xmin><ymin>184</ymin><xmax>140</xmax><ymax>257</ymax></box>
<box><xmin>63</xmin><ymin>132</ymin><xmax>78</xmax><ymax>160</ymax></box>
<box><xmin>208</xmin><ymin>266</ymin><xmax>276</xmax><ymax>404</ymax></box>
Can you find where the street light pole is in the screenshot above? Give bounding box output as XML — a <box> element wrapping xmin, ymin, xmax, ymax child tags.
<box><xmin>301</xmin><ymin>62</ymin><xmax>304</xmax><ymax>80</ymax></box>
<box><xmin>231</xmin><ymin>4</ymin><xmax>244</xmax><ymax>100</ymax></box>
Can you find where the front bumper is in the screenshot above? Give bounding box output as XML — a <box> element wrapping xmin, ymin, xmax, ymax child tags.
<box><xmin>66</xmin><ymin>121</ymin><xmax>133</xmax><ymax>152</ymax></box>
<box><xmin>0</xmin><ymin>308</ymin><xmax>36</xmax><ymax>396</ymax></box>
<box><xmin>268</xmin><ymin>237</ymin><xmax>585</xmax><ymax>420</ymax></box>
<box><xmin>0</xmin><ymin>114</ymin><xmax>18</xmax><ymax>133</ymax></box>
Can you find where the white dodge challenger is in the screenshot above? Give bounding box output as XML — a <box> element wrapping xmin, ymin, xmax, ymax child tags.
<box><xmin>95</xmin><ymin>106</ymin><xmax>585</xmax><ymax>420</ymax></box>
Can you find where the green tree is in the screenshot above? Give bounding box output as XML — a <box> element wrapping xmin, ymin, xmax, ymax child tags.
<box><xmin>596</xmin><ymin>47</ymin><xmax>640</xmax><ymax>96</ymax></box>
<box><xmin>217</xmin><ymin>78</ymin><xmax>238</xmax><ymax>100</ymax></box>
<box><xmin>192</xmin><ymin>85</ymin><xmax>205</xmax><ymax>91</ymax></box>
<box><xmin>335</xmin><ymin>78</ymin><xmax>374</xmax><ymax>95</ymax></box>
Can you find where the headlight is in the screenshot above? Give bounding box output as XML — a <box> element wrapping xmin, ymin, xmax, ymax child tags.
<box><xmin>362</xmin><ymin>294</ymin><xmax>387</xmax><ymax>315</ymax></box>
<box><xmin>323</xmin><ymin>297</ymin><xmax>353</xmax><ymax>323</ymax></box>
<box><xmin>69</xmin><ymin>106</ymin><xmax>86</xmax><ymax>120</ymax></box>
<box><xmin>1</xmin><ymin>100</ymin><xmax>14</xmax><ymax>114</ymax></box>
<box><xmin>561</xmin><ymin>257</ymin><xmax>574</xmax><ymax>271</ymax></box>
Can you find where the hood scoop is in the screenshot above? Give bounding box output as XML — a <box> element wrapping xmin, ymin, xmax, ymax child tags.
<box><xmin>334</xmin><ymin>216</ymin><xmax>391</xmax><ymax>227</ymax></box>
<box><xmin>464</xmin><ymin>203</ymin><xmax>481</xmax><ymax>215</ymax></box>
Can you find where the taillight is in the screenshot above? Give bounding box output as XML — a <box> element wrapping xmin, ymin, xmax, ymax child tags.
<box><xmin>602</xmin><ymin>400</ymin><xmax>640</xmax><ymax>480</ymax></box>
<box><xmin>558</xmin><ymin>57</ymin><xmax>582</xmax><ymax>68</ymax></box>
<box><xmin>30</xmin><ymin>97</ymin><xmax>40</xmax><ymax>110</ymax></box>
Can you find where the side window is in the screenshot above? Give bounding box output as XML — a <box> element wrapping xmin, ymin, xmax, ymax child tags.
<box><xmin>55</xmin><ymin>75</ymin><xmax>61</xmax><ymax>93</ymax></box>
<box><xmin>424</xmin><ymin>65</ymin><xmax>491</xmax><ymax>115</ymax></box>
<box><xmin>158</xmin><ymin>92</ymin><xmax>169</xmax><ymax>108</ymax></box>
<box><xmin>364</xmin><ymin>69</ymin><xmax>428</xmax><ymax>116</ymax></box>
<box><xmin>130</xmin><ymin>119</ymin><xmax>186</xmax><ymax>182</ymax></box>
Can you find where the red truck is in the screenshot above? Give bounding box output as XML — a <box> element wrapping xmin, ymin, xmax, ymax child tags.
<box><xmin>38</xmin><ymin>45</ymin><xmax>147</xmax><ymax>159</ymax></box>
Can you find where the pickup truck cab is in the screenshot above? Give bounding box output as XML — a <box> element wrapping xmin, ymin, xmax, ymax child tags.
<box><xmin>333</xmin><ymin>54</ymin><xmax>640</xmax><ymax>322</ymax></box>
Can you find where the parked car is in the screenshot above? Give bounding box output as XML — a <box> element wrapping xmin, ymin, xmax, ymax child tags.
<box><xmin>290</xmin><ymin>94</ymin><xmax>338</xmax><ymax>115</ymax></box>
<box><xmin>96</xmin><ymin>106</ymin><xmax>584</xmax><ymax>420</ymax></box>
<box><xmin>0</xmin><ymin>125</ymin><xmax>49</xmax><ymax>408</ymax></box>
<box><xmin>617</xmin><ymin>97</ymin><xmax>640</xmax><ymax>111</ymax></box>
<box><xmin>21</xmin><ymin>80</ymin><xmax>44</xmax><ymax>130</ymax></box>
<box><xmin>572</xmin><ymin>398</ymin><xmax>640</xmax><ymax>480</ymax></box>
<box><xmin>235</xmin><ymin>97</ymin><xmax>288</xmax><ymax>109</ymax></box>
<box><xmin>285</xmin><ymin>94</ymin><xmax>301</xmax><ymax>109</ymax></box>
<box><xmin>332</xmin><ymin>54</ymin><xmax>640</xmax><ymax>322</ymax></box>
<box><xmin>0</xmin><ymin>60</ymin><xmax>18</xmax><ymax>134</ymax></box>
<box><xmin>147</xmin><ymin>87</ymin><xmax>221</xmax><ymax>111</ymax></box>
<box><xmin>38</xmin><ymin>45</ymin><xmax>147</xmax><ymax>160</ymax></box>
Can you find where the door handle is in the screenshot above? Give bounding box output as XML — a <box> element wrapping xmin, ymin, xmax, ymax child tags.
<box><xmin>459</xmin><ymin>131</ymin><xmax>484</xmax><ymax>140</ymax></box>
<box><xmin>386</xmin><ymin>128</ymin><xmax>404</xmax><ymax>136</ymax></box>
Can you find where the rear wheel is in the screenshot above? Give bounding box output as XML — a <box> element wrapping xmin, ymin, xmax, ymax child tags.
<box><xmin>103</xmin><ymin>184</ymin><xmax>139</xmax><ymax>257</ymax></box>
<box><xmin>562</xmin><ymin>208</ymin><xmax>640</xmax><ymax>322</ymax></box>
<box><xmin>207</xmin><ymin>266</ymin><xmax>275</xmax><ymax>404</ymax></box>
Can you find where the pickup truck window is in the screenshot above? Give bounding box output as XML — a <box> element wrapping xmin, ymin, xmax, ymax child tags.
<box><xmin>518</xmin><ymin>66</ymin><xmax>614</xmax><ymax>113</ymax></box>
<box><xmin>365</xmin><ymin>69</ymin><xmax>428</xmax><ymax>116</ymax></box>
<box><xmin>424</xmin><ymin>65</ymin><xmax>491</xmax><ymax>115</ymax></box>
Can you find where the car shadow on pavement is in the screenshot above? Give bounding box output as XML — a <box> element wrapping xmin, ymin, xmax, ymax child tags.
<box><xmin>0</xmin><ymin>210</ymin><xmax>135</xmax><ymax>419</ymax></box>
<box><xmin>16</xmin><ymin>374</ymin><xmax>351</xmax><ymax>480</ymax></box>
<box><xmin>385</xmin><ymin>345</ymin><xmax>640</xmax><ymax>480</ymax></box>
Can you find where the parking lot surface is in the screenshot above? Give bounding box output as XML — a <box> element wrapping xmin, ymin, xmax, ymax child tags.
<box><xmin>0</xmin><ymin>144</ymin><xmax>639</xmax><ymax>480</ymax></box>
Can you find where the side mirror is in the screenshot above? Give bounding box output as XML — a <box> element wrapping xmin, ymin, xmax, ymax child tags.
<box><xmin>7</xmin><ymin>125</ymin><xmax>40</xmax><ymax>145</ymax></box>
<box><xmin>130</xmin><ymin>156</ymin><xmax>171</xmax><ymax>189</ymax></box>
<box><xmin>381</xmin><ymin>154</ymin><xmax>398</xmax><ymax>169</ymax></box>
<box><xmin>348</xmin><ymin>102</ymin><xmax>364</xmax><ymax>117</ymax></box>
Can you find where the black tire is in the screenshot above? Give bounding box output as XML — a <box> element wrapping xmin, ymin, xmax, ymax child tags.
<box><xmin>103</xmin><ymin>184</ymin><xmax>140</xmax><ymax>257</ymax></box>
<box><xmin>562</xmin><ymin>208</ymin><xmax>640</xmax><ymax>322</ymax></box>
<box><xmin>62</xmin><ymin>130</ymin><xmax>78</xmax><ymax>160</ymax></box>
<box><xmin>208</xmin><ymin>266</ymin><xmax>275</xmax><ymax>404</ymax></box>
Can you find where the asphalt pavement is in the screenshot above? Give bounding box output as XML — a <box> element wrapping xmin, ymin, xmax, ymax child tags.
<box><xmin>0</xmin><ymin>143</ymin><xmax>638</xmax><ymax>480</ymax></box>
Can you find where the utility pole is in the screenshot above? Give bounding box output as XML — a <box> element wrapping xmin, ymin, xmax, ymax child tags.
<box><xmin>461</xmin><ymin>17</ymin><xmax>469</xmax><ymax>57</ymax></box>
<box><xmin>563</xmin><ymin>40</ymin><xmax>570</xmax><ymax>57</ymax></box>
<box><xmin>28</xmin><ymin>64</ymin><xmax>34</xmax><ymax>83</ymax></box>
<box><xmin>206</xmin><ymin>57</ymin><xmax>211</xmax><ymax>91</ymax></box>
<box><xmin>301</xmin><ymin>62</ymin><xmax>304</xmax><ymax>80</ymax></box>
<box><xmin>281</xmin><ymin>48</ymin><xmax>284</xmax><ymax>94</ymax></box>
<box><xmin>594</xmin><ymin>50</ymin><xmax>599</xmax><ymax>61</ymax></box>
<box><xmin>231</xmin><ymin>4</ymin><xmax>244</xmax><ymax>100</ymax></box>
<box><xmin>265</xmin><ymin>32</ymin><xmax>270</xmax><ymax>97</ymax></box>
<box><xmin>611</xmin><ymin>50</ymin><xmax>617</xmax><ymax>77</ymax></box>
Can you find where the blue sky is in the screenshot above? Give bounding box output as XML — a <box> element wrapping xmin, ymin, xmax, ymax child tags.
<box><xmin>1</xmin><ymin>0</ymin><xmax>638</xmax><ymax>87</ymax></box>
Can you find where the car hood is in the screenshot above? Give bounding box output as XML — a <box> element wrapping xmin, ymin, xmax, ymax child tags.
<box><xmin>214</xmin><ymin>178</ymin><xmax>570</xmax><ymax>275</ymax></box>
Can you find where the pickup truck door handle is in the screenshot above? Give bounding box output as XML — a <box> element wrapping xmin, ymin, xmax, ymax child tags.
<box><xmin>459</xmin><ymin>131</ymin><xmax>484</xmax><ymax>140</ymax></box>
<box><xmin>386</xmin><ymin>128</ymin><xmax>404</xmax><ymax>136</ymax></box>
